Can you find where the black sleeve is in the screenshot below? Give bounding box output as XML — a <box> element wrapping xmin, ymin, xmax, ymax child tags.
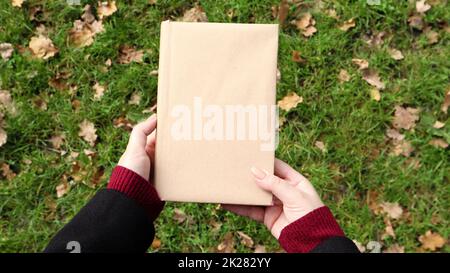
<box><xmin>44</xmin><ymin>189</ymin><xmax>154</xmax><ymax>253</ymax></box>
<box><xmin>310</xmin><ymin>236</ymin><xmax>360</xmax><ymax>253</ymax></box>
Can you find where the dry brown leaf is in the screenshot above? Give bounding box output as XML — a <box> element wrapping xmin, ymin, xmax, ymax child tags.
<box><xmin>56</xmin><ymin>179</ymin><xmax>70</xmax><ymax>198</ymax></box>
<box><xmin>386</xmin><ymin>128</ymin><xmax>405</xmax><ymax>141</ymax></box>
<box><xmin>217</xmin><ymin>232</ymin><xmax>235</xmax><ymax>253</ymax></box>
<box><xmin>388</xmin><ymin>48</ymin><xmax>404</xmax><ymax>60</ymax></box>
<box><xmin>181</xmin><ymin>5</ymin><xmax>208</xmax><ymax>22</ymax></box>
<box><xmin>113</xmin><ymin>116</ymin><xmax>134</xmax><ymax>131</ymax></box>
<box><xmin>314</xmin><ymin>141</ymin><xmax>326</xmax><ymax>152</ymax></box>
<box><xmin>392</xmin><ymin>139</ymin><xmax>414</xmax><ymax>157</ymax></box>
<box><xmin>370</xmin><ymin>88</ymin><xmax>381</xmax><ymax>101</ymax></box>
<box><xmin>151</xmin><ymin>237</ymin><xmax>161</xmax><ymax>249</ymax></box>
<box><xmin>408</xmin><ymin>15</ymin><xmax>424</xmax><ymax>30</ymax></box>
<box><xmin>392</xmin><ymin>106</ymin><xmax>420</xmax><ymax>130</ymax></box>
<box><xmin>433</xmin><ymin>121</ymin><xmax>445</xmax><ymax>129</ymax></box>
<box><xmin>352</xmin><ymin>58</ymin><xmax>369</xmax><ymax>70</ymax></box>
<box><xmin>0</xmin><ymin>43</ymin><xmax>14</xmax><ymax>60</ymax></box>
<box><xmin>364</xmin><ymin>31</ymin><xmax>386</xmax><ymax>48</ymax></box>
<box><xmin>424</xmin><ymin>29</ymin><xmax>439</xmax><ymax>44</ymax></box>
<box><xmin>416</xmin><ymin>0</ymin><xmax>431</xmax><ymax>13</ymax></box>
<box><xmin>118</xmin><ymin>45</ymin><xmax>144</xmax><ymax>64</ymax></box>
<box><xmin>382</xmin><ymin>217</ymin><xmax>396</xmax><ymax>239</ymax></box>
<box><xmin>237</xmin><ymin>231</ymin><xmax>254</xmax><ymax>248</ymax></box>
<box><xmin>338</xmin><ymin>18</ymin><xmax>356</xmax><ymax>31</ymax></box>
<box><xmin>278</xmin><ymin>92</ymin><xmax>303</xmax><ymax>111</ymax></box>
<box><xmin>69</xmin><ymin>5</ymin><xmax>104</xmax><ymax>48</ymax></box>
<box><xmin>28</xmin><ymin>35</ymin><xmax>58</xmax><ymax>60</ymax></box>
<box><xmin>0</xmin><ymin>90</ymin><xmax>16</xmax><ymax>114</ymax></box>
<box><xmin>11</xmin><ymin>0</ymin><xmax>24</xmax><ymax>7</ymax></box>
<box><xmin>254</xmin><ymin>245</ymin><xmax>267</xmax><ymax>253</ymax></box>
<box><xmin>325</xmin><ymin>9</ymin><xmax>339</xmax><ymax>20</ymax></box>
<box><xmin>362</xmin><ymin>69</ymin><xmax>385</xmax><ymax>90</ymax></box>
<box><xmin>97</xmin><ymin>1</ymin><xmax>117</xmax><ymax>19</ymax></box>
<box><xmin>0</xmin><ymin>128</ymin><xmax>7</xmax><ymax>147</ymax></box>
<box><xmin>441</xmin><ymin>90</ymin><xmax>450</xmax><ymax>113</ymax></box>
<box><xmin>93</xmin><ymin>82</ymin><xmax>106</xmax><ymax>100</ymax></box>
<box><xmin>78</xmin><ymin>119</ymin><xmax>97</xmax><ymax>146</ymax></box>
<box><xmin>128</xmin><ymin>92</ymin><xmax>141</xmax><ymax>105</ymax></box>
<box><xmin>379</xmin><ymin>202</ymin><xmax>403</xmax><ymax>219</ymax></box>
<box><xmin>383</xmin><ymin>244</ymin><xmax>405</xmax><ymax>253</ymax></box>
<box><xmin>429</xmin><ymin>138</ymin><xmax>449</xmax><ymax>148</ymax></box>
<box><xmin>1</xmin><ymin>163</ymin><xmax>16</xmax><ymax>181</ymax></box>
<box><xmin>173</xmin><ymin>208</ymin><xmax>187</xmax><ymax>223</ymax></box>
<box><xmin>295</xmin><ymin>13</ymin><xmax>317</xmax><ymax>37</ymax></box>
<box><xmin>49</xmin><ymin>134</ymin><xmax>65</xmax><ymax>149</ymax></box>
<box><xmin>48</xmin><ymin>71</ymin><xmax>71</xmax><ymax>91</ymax></box>
<box><xmin>419</xmin><ymin>230</ymin><xmax>446</xmax><ymax>251</ymax></box>
<box><xmin>302</xmin><ymin>26</ymin><xmax>317</xmax><ymax>37</ymax></box>
<box><xmin>277</xmin><ymin>0</ymin><xmax>289</xmax><ymax>25</ymax></box>
<box><xmin>338</xmin><ymin>69</ymin><xmax>350</xmax><ymax>83</ymax></box>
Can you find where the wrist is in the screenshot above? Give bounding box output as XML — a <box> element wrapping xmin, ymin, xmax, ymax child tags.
<box><xmin>278</xmin><ymin>206</ymin><xmax>345</xmax><ymax>253</ymax></box>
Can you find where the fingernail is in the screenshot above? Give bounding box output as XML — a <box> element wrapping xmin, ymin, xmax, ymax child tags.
<box><xmin>251</xmin><ymin>166</ymin><xmax>267</xmax><ymax>180</ymax></box>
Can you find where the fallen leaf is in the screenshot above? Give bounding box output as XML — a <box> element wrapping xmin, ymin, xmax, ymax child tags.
<box><xmin>325</xmin><ymin>9</ymin><xmax>339</xmax><ymax>20</ymax></box>
<box><xmin>302</xmin><ymin>26</ymin><xmax>317</xmax><ymax>37</ymax></box>
<box><xmin>424</xmin><ymin>28</ymin><xmax>439</xmax><ymax>44</ymax></box>
<box><xmin>364</xmin><ymin>31</ymin><xmax>386</xmax><ymax>48</ymax></box>
<box><xmin>291</xmin><ymin>50</ymin><xmax>305</xmax><ymax>63</ymax></box>
<box><xmin>441</xmin><ymin>90</ymin><xmax>450</xmax><ymax>113</ymax></box>
<box><xmin>56</xmin><ymin>179</ymin><xmax>70</xmax><ymax>198</ymax></box>
<box><xmin>1</xmin><ymin>163</ymin><xmax>16</xmax><ymax>181</ymax></box>
<box><xmin>0</xmin><ymin>90</ymin><xmax>16</xmax><ymax>114</ymax></box>
<box><xmin>11</xmin><ymin>0</ymin><xmax>24</xmax><ymax>7</ymax></box>
<box><xmin>217</xmin><ymin>232</ymin><xmax>235</xmax><ymax>253</ymax></box>
<box><xmin>392</xmin><ymin>139</ymin><xmax>414</xmax><ymax>157</ymax></box>
<box><xmin>383</xmin><ymin>244</ymin><xmax>405</xmax><ymax>253</ymax></box>
<box><xmin>416</xmin><ymin>0</ymin><xmax>431</xmax><ymax>13</ymax></box>
<box><xmin>254</xmin><ymin>245</ymin><xmax>266</xmax><ymax>253</ymax></box>
<box><xmin>429</xmin><ymin>138</ymin><xmax>449</xmax><ymax>148</ymax></box>
<box><xmin>338</xmin><ymin>18</ymin><xmax>356</xmax><ymax>31</ymax></box>
<box><xmin>49</xmin><ymin>134</ymin><xmax>65</xmax><ymax>149</ymax></box>
<box><xmin>151</xmin><ymin>237</ymin><xmax>161</xmax><ymax>249</ymax></box>
<box><xmin>388</xmin><ymin>48</ymin><xmax>404</xmax><ymax>60</ymax></box>
<box><xmin>97</xmin><ymin>1</ymin><xmax>117</xmax><ymax>19</ymax></box>
<box><xmin>433</xmin><ymin>121</ymin><xmax>445</xmax><ymax>129</ymax></box>
<box><xmin>78</xmin><ymin>119</ymin><xmax>97</xmax><ymax>146</ymax></box>
<box><xmin>118</xmin><ymin>45</ymin><xmax>144</xmax><ymax>64</ymax></box>
<box><xmin>173</xmin><ymin>208</ymin><xmax>187</xmax><ymax>223</ymax></box>
<box><xmin>352</xmin><ymin>58</ymin><xmax>369</xmax><ymax>70</ymax></box>
<box><xmin>382</xmin><ymin>217</ymin><xmax>396</xmax><ymax>239</ymax></box>
<box><xmin>149</xmin><ymin>70</ymin><xmax>158</xmax><ymax>76</ymax></box>
<box><xmin>69</xmin><ymin>5</ymin><xmax>104</xmax><ymax>48</ymax></box>
<box><xmin>48</xmin><ymin>71</ymin><xmax>71</xmax><ymax>91</ymax></box>
<box><xmin>418</xmin><ymin>230</ymin><xmax>446</xmax><ymax>251</ymax></box>
<box><xmin>0</xmin><ymin>43</ymin><xmax>14</xmax><ymax>60</ymax></box>
<box><xmin>314</xmin><ymin>141</ymin><xmax>326</xmax><ymax>152</ymax></box>
<box><xmin>408</xmin><ymin>15</ymin><xmax>424</xmax><ymax>30</ymax></box>
<box><xmin>32</xmin><ymin>95</ymin><xmax>47</xmax><ymax>110</ymax></box>
<box><xmin>128</xmin><ymin>92</ymin><xmax>141</xmax><ymax>105</ymax></box>
<box><xmin>277</xmin><ymin>0</ymin><xmax>289</xmax><ymax>25</ymax></box>
<box><xmin>338</xmin><ymin>69</ymin><xmax>350</xmax><ymax>83</ymax></box>
<box><xmin>362</xmin><ymin>69</ymin><xmax>385</xmax><ymax>90</ymax></box>
<box><xmin>386</xmin><ymin>128</ymin><xmax>405</xmax><ymax>141</ymax></box>
<box><xmin>278</xmin><ymin>92</ymin><xmax>303</xmax><ymax>111</ymax></box>
<box><xmin>379</xmin><ymin>202</ymin><xmax>403</xmax><ymax>219</ymax></box>
<box><xmin>392</xmin><ymin>106</ymin><xmax>420</xmax><ymax>130</ymax></box>
<box><xmin>93</xmin><ymin>82</ymin><xmax>106</xmax><ymax>100</ymax></box>
<box><xmin>181</xmin><ymin>5</ymin><xmax>208</xmax><ymax>22</ymax></box>
<box><xmin>295</xmin><ymin>13</ymin><xmax>317</xmax><ymax>37</ymax></box>
<box><xmin>113</xmin><ymin>116</ymin><xmax>134</xmax><ymax>131</ymax></box>
<box><xmin>370</xmin><ymin>88</ymin><xmax>381</xmax><ymax>101</ymax></box>
<box><xmin>0</xmin><ymin>128</ymin><xmax>6</xmax><ymax>147</ymax></box>
<box><xmin>237</xmin><ymin>231</ymin><xmax>254</xmax><ymax>248</ymax></box>
<box><xmin>28</xmin><ymin>35</ymin><xmax>58</xmax><ymax>60</ymax></box>
<box><xmin>91</xmin><ymin>167</ymin><xmax>105</xmax><ymax>187</ymax></box>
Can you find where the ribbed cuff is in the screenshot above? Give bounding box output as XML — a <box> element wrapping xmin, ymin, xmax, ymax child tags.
<box><xmin>278</xmin><ymin>206</ymin><xmax>345</xmax><ymax>253</ymax></box>
<box><xmin>107</xmin><ymin>166</ymin><xmax>164</xmax><ymax>222</ymax></box>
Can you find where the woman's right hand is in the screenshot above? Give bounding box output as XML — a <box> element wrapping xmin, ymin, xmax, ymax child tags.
<box><xmin>222</xmin><ymin>158</ymin><xmax>324</xmax><ymax>239</ymax></box>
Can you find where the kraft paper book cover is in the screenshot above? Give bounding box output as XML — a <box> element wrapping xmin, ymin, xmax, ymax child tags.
<box><xmin>155</xmin><ymin>21</ymin><xmax>279</xmax><ymax>205</ymax></box>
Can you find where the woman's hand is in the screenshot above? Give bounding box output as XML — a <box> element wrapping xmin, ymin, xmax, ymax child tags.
<box><xmin>222</xmin><ymin>158</ymin><xmax>324</xmax><ymax>239</ymax></box>
<box><xmin>117</xmin><ymin>114</ymin><xmax>157</xmax><ymax>182</ymax></box>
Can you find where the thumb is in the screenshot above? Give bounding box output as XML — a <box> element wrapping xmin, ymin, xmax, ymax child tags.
<box><xmin>128</xmin><ymin>114</ymin><xmax>157</xmax><ymax>151</ymax></box>
<box><xmin>251</xmin><ymin>166</ymin><xmax>303</xmax><ymax>206</ymax></box>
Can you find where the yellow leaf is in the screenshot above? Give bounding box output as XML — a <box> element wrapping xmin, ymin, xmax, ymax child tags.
<box><xmin>419</xmin><ymin>230</ymin><xmax>446</xmax><ymax>251</ymax></box>
<box><xmin>338</xmin><ymin>18</ymin><xmax>356</xmax><ymax>31</ymax></box>
<box><xmin>370</xmin><ymin>88</ymin><xmax>381</xmax><ymax>101</ymax></box>
<box><xmin>433</xmin><ymin>121</ymin><xmax>445</xmax><ymax>129</ymax></box>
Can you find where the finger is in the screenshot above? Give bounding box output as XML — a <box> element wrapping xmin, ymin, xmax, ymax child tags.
<box><xmin>274</xmin><ymin>158</ymin><xmax>308</xmax><ymax>185</ymax></box>
<box><xmin>251</xmin><ymin>166</ymin><xmax>303</xmax><ymax>205</ymax></box>
<box><xmin>128</xmin><ymin>114</ymin><xmax>157</xmax><ymax>150</ymax></box>
<box><xmin>221</xmin><ymin>204</ymin><xmax>265</xmax><ymax>222</ymax></box>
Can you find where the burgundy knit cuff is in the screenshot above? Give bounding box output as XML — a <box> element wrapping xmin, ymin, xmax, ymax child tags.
<box><xmin>278</xmin><ymin>206</ymin><xmax>345</xmax><ymax>253</ymax></box>
<box><xmin>107</xmin><ymin>166</ymin><xmax>164</xmax><ymax>222</ymax></box>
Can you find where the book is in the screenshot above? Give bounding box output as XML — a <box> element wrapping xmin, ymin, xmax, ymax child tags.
<box><xmin>155</xmin><ymin>21</ymin><xmax>279</xmax><ymax>205</ymax></box>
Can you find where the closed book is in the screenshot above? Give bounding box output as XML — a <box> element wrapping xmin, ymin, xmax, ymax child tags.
<box><xmin>155</xmin><ymin>21</ymin><xmax>279</xmax><ymax>205</ymax></box>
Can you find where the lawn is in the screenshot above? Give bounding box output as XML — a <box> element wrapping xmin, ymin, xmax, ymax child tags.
<box><xmin>0</xmin><ymin>0</ymin><xmax>448</xmax><ymax>253</ymax></box>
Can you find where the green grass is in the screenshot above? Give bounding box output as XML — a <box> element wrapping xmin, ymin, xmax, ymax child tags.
<box><xmin>0</xmin><ymin>0</ymin><xmax>449</xmax><ymax>253</ymax></box>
